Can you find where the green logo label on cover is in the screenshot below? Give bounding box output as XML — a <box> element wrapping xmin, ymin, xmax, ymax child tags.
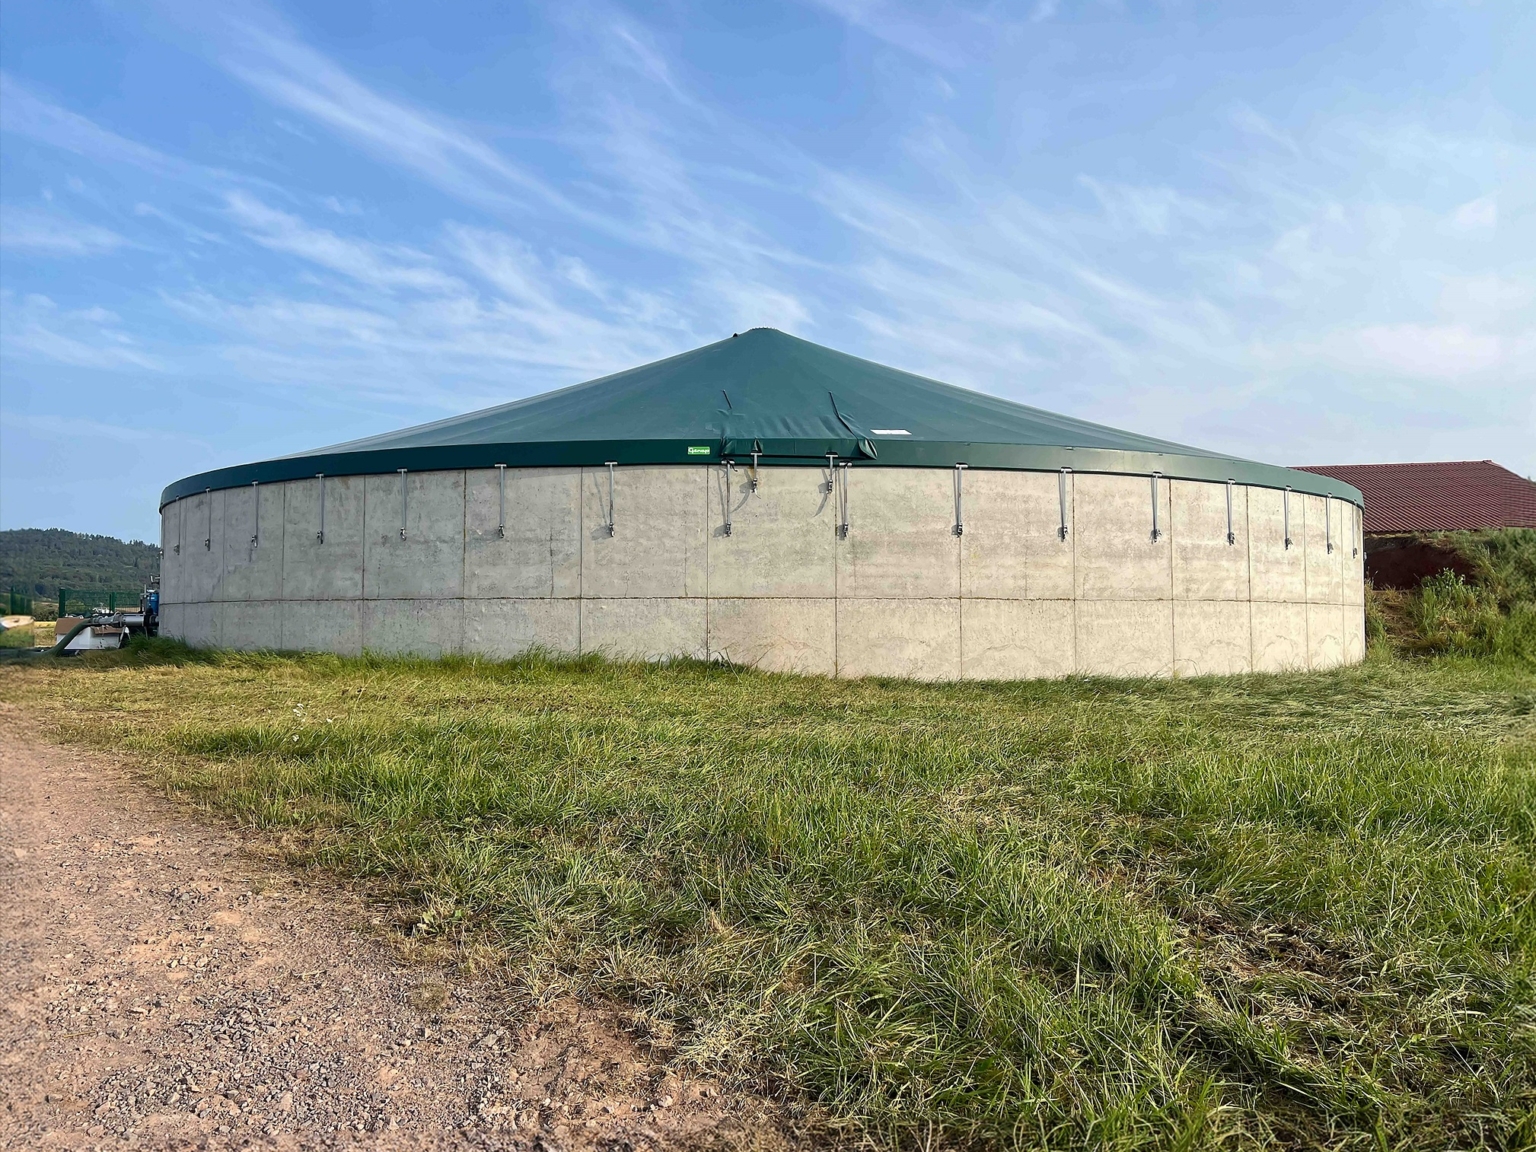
<box><xmin>687</xmin><ymin>445</ymin><xmax>712</xmax><ymax>455</ymax></box>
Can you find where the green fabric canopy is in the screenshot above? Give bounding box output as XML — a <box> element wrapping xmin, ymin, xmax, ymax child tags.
<box><xmin>162</xmin><ymin>328</ymin><xmax>1361</xmax><ymax>506</ymax></box>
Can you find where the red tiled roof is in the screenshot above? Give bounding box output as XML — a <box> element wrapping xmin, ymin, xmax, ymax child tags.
<box><xmin>1294</xmin><ymin>460</ymin><xmax>1536</xmax><ymax>534</ymax></box>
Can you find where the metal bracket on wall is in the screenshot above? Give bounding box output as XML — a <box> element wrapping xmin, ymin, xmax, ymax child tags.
<box><xmin>721</xmin><ymin>461</ymin><xmax>735</xmax><ymax>536</ymax></box>
<box><xmin>952</xmin><ymin>464</ymin><xmax>967</xmax><ymax>536</ymax></box>
<box><xmin>1149</xmin><ymin>472</ymin><xmax>1162</xmax><ymax>542</ymax></box>
<box><xmin>398</xmin><ymin>469</ymin><xmax>408</xmax><ymax>540</ymax></box>
<box><xmin>495</xmin><ymin>464</ymin><xmax>507</xmax><ymax>538</ymax></box>
<box><xmin>316</xmin><ymin>474</ymin><xmax>326</xmax><ymax>544</ymax></box>
<box><xmin>204</xmin><ymin>488</ymin><xmax>212</xmax><ymax>551</ymax></box>
<box><xmin>1325</xmin><ymin>494</ymin><xmax>1334</xmax><ymax>554</ymax></box>
<box><xmin>251</xmin><ymin>481</ymin><xmax>260</xmax><ymax>549</ymax></box>
<box><xmin>1283</xmin><ymin>486</ymin><xmax>1293</xmax><ymax>550</ymax></box>
<box><xmin>1225</xmin><ymin>479</ymin><xmax>1236</xmax><ymax>545</ymax></box>
<box><xmin>836</xmin><ymin>463</ymin><xmax>851</xmax><ymax>539</ymax></box>
<box><xmin>175</xmin><ymin>499</ymin><xmax>182</xmax><ymax>554</ymax></box>
<box><xmin>1353</xmin><ymin>505</ymin><xmax>1360</xmax><ymax>559</ymax></box>
<box><xmin>1058</xmin><ymin>468</ymin><xmax>1070</xmax><ymax>541</ymax></box>
<box><xmin>605</xmin><ymin>462</ymin><xmax>617</xmax><ymax>536</ymax></box>
<box><xmin>750</xmin><ymin>450</ymin><xmax>761</xmax><ymax>492</ymax></box>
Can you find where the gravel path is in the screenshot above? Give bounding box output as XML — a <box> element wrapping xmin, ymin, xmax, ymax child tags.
<box><xmin>0</xmin><ymin>726</ymin><xmax>790</xmax><ymax>1151</ymax></box>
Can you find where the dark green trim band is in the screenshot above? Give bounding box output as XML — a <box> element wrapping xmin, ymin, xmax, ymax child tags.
<box><xmin>161</xmin><ymin>438</ymin><xmax>1362</xmax><ymax>508</ymax></box>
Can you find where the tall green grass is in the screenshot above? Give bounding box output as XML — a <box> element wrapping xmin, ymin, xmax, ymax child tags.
<box><xmin>3</xmin><ymin>644</ymin><xmax>1533</xmax><ymax>1149</ymax></box>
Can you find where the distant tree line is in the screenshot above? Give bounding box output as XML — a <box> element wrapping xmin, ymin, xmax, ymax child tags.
<box><xmin>1</xmin><ymin>528</ymin><xmax>160</xmax><ymax>607</ymax></box>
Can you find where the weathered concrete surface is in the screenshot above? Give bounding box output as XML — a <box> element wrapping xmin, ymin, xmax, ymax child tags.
<box><xmin>220</xmin><ymin>482</ymin><xmax>284</xmax><ymax>603</ymax></box>
<box><xmin>1076</xmin><ymin>599</ymin><xmax>1173</xmax><ymax>677</ymax></box>
<box><xmin>220</xmin><ymin>599</ymin><xmax>281</xmax><ymax>651</ymax></box>
<box><xmin>1174</xmin><ymin>599</ymin><xmax>1251</xmax><ymax>677</ymax></box>
<box><xmin>838</xmin><ymin>469</ymin><xmax>958</xmax><ymax>599</ymax></box>
<box><xmin>1074</xmin><ymin>473</ymin><xmax>1172</xmax><ymax>602</ymax></box>
<box><xmin>836</xmin><ymin>598</ymin><xmax>961</xmax><ymax>680</ymax></box>
<box><xmin>583</xmin><ymin>467</ymin><xmax>708</xmax><ymax>599</ymax></box>
<box><xmin>281</xmin><ymin>476</ymin><xmax>365</xmax><ymax>600</ymax></box>
<box><xmin>708</xmin><ymin>467</ymin><xmax>835</xmax><ymax>599</ymax></box>
<box><xmin>708</xmin><ymin>597</ymin><xmax>836</xmax><ymax>675</ymax></box>
<box><xmin>1172</xmin><ymin>480</ymin><xmax>1249</xmax><ymax>602</ymax></box>
<box><xmin>463</xmin><ymin>598</ymin><xmax>581</xmax><ymax>659</ymax></box>
<box><xmin>581</xmin><ymin>597</ymin><xmax>708</xmax><ymax>661</ymax></box>
<box><xmin>1251</xmin><ymin>601</ymin><xmax>1309</xmax><ymax>673</ymax></box>
<box><xmin>464</xmin><ymin>467</ymin><xmax>582</xmax><ymax>598</ymax></box>
<box><xmin>961</xmin><ymin>471</ymin><xmax>1073</xmax><ymax>600</ymax></box>
<box><xmin>961</xmin><ymin>598</ymin><xmax>1075</xmax><ymax>680</ymax></box>
<box><xmin>1248</xmin><ymin>487</ymin><xmax>1307</xmax><ymax>604</ymax></box>
<box><xmin>161</xmin><ymin>469</ymin><xmax>1362</xmax><ymax>679</ymax></box>
<box><xmin>281</xmin><ymin>599</ymin><xmax>363</xmax><ymax>657</ymax></box>
<box><xmin>364</xmin><ymin>471</ymin><xmax>465</xmax><ymax>600</ymax></box>
<box><xmin>363</xmin><ymin>598</ymin><xmax>464</xmax><ymax>658</ymax></box>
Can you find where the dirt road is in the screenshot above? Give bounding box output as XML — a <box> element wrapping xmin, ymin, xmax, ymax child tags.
<box><xmin>0</xmin><ymin>729</ymin><xmax>787</xmax><ymax>1151</ymax></box>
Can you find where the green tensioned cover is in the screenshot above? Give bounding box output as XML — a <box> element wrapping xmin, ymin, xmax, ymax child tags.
<box><xmin>162</xmin><ymin>328</ymin><xmax>1361</xmax><ymax>506</ymax></box>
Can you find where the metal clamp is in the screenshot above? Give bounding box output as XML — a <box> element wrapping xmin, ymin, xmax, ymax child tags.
<box><xmin>398</xmin><ymin>469</ymin><xmax>408</xmax><ymax>540</ymax></box>
<box><xmin>204</xmin><ymin>488</ymin><xmax>212</xmax><ymax>551</ymax></box>
<box><xmin>836</xmin><ymin>462</ymin><xmax>850</xmax><ymax>539</ymax></box>
<box><xmin>251</xmin><ymin>480</ymin><xmax>260</xmax><ymax>549</ymax></box>
<box><xmin>316</xmin><ymin>474</ymin><xmax>326</xmax><ymax>544</ymax></box>
<box><xmin>1325</xmin><ymin>494</ymin><xmax>1333</xmax><ymax>554</ymax></box>
<box><xmin>605</xmin><ymin>462</ymin><xmax>617</xmax><ymax>536</ymax></box>
<box><xmin>750</xmin><ymin>450</ymin><xmax>761</xmax><ymax>492</ymax></box>
<box><xmin>721</xmin><ymin>461</ymin><xmax>735</xmax><ymax>536</ymax></box>
<box><xmin>952</xmin><ymin>464</ymin><xmax>967</xmax><ymax>536</ymax></box>
<box><xmin>496</xmin><ymin>464</ymin><xmax>507</xmax><ymax>538</ymax></box>
<box><xmin>1058</xmin><ymin>468</ymin><xmax>1070</xmax><ymax>541</ymax></box>
<box><xmin>1150</xmin><ymin>472</ymin><xmax>1162</xmax><ymax>542</ymax></box>
<box><xmin>1283</xmin><ymin>486</ymin><xmax>1293</xmax><ymax>550</ymax></box>
<box><xmin>1225</xmin><ymin>479</ymin><xmax>1235</xmax><ymax>546</ymax></box>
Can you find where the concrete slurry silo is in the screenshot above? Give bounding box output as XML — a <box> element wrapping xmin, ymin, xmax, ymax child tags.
<box><xmin>159</xmin><ymin>328</ymin><xmax>1365</xmax><ymax>679</ymax></box>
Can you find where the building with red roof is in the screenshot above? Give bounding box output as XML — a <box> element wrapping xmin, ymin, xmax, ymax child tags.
<box><xmin>1292</xmin><ymin>460</ymin><xmax>1536</xmax><ymax>588</ymax></box>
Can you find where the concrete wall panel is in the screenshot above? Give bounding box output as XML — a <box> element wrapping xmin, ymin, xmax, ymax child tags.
<box><xmin>364</xmin><ymin>471</ymin><xmax>465</xmax><ymax>600</ymax></box>
<box><xmin>1343</xmin><ymin>604</ymin><xmax>1366</xmax><ymax>663</ymax></box>
<box><xmin>180</xmin><ymin>601</ymin><xmax>220</xmax><ymax>648</ymax></box>
<box><xmin>1173</xmin><ymin>599</ymin><xmax>1250</xmax><ymax>677</ymax></box>
<box><xmin>1251</xmin><ymin>602</ymin><xmax>1308</xmax><ymax>672</ymax></box>
<box><xmin>281</xmin><ymin>600</ymin><xmax>362</xmax><ymax>656</ymax></box>
<box><xmin>1172</xmin><ymin>480</ymin><xmax>1249</xmax><ymax>602</ymax></box>
<box><xmin>836</xmin><ymin>598</ymin><xmax>961</xmax><ymax>680</ymax></box>
<box><xmin>282</xmin><ymin>476</ymin><xmax>365</xmax><ymax>600</ymax></box>
<box><xmin>581</xmin><ymin>597</ymin><xmax>708</xmax><ymax>661</ymax></box>
<box><xmin>838</xmin><ymin>468</ymin><xmax>959</xmax><ymax>599</ymax></box>
<box><xmin>708</xmin><ymin>597</ymin><xmax>836</xmax><ymax>676</ymax></box>
<box><xmin>464</xmin><ymin>467</ymin><xmax>581</xmax><ymax>599</ymax></box>
<box><xmin>1301</xmin><ymin>494</ymin><xmax>1345</xmax><ymax>607</ymax></box>
<box><xmin>220</xmin><ymin>483</ymin><xmax>284</xmax><ymax>602</ymax></box>
<box><xmin>1076</xmin><ymin>600</ymin><xmax>1173</xmax><ymax>677</ymax></box>
<box><xmin>1074</xmin><ymin>473</ymin><xmax>1172</xmax><ymax>601</ymax></box>
<box><xmin>708</xmin><ymin>467</ymin><xmax>835</xmax><ymax>598</ymax></box>
<box><xmin>178</xmin><ymin>489</ymin><xmax>225</xmax><ymax>603</ymax></box>
<box><xmin>582</xmin><ymin>467</ymin><xmax>707</xmax><ymax>598</ymax></box>
<box><xmin>463</xmin><ymin>598</ymin><xmax>580</xmax><ymax>659</ymax></box>
<box><xmin>221</xmin><ymin>600</ymin><xmax>281</xmax><ymax>651</ymax></box>
<box><xmin>1307</xmin><ymin>601</ymin><xmax>1345</xmax><ymax>670</ymax></box>
<box><xmin>961</xmin><ymin>470</ymin><xmax>1074</xmax><ymax>600</ymax></box>
<box><xmin>1248</xmin><ymin>488</ymin><xmax>1306</xmax><ymax>603</ymax></box>
<box><xmin>961</xmin><ymin>599</ymin><xmax>1074</xmax><ymax>680</ymax></box>
<box><xmin>159</xmin><ymin>601</ymin><xmax>184</xmax><ymax>642</ymax></box>
<box><xmin>363</xmin><ymin>598</ymin><xmax>463</xmax><ymax>657</ymax></box>
<box><xmin>160</xmin><ymin>505</ymin><xmax>180</xmax><ymax>606</ymax></box>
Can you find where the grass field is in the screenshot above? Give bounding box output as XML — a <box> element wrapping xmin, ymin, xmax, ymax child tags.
<box><xmin>3</xmin><ymin>641</ymin><xmax>1533</xmax><ymax>1149</ymax></box>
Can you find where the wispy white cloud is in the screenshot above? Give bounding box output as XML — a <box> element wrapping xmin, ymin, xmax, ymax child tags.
<box><xmin>0</xmin><ymin>292</ymin><xmax>163</xmax><ymax>371</ymax></box>
<box><xmin>0</xmin><ymin>207</ymin><xmax>130</xmax><ymax>254</ymax></box>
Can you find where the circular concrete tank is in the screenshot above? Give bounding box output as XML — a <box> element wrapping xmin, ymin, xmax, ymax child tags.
<box><xmin>159</xmin><ymin>330</ymin><xmax>1365</xmax><ymax>678</ymax></box>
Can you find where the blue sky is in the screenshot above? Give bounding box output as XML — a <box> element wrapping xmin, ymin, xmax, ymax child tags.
<box><xmin>2</xmin><ymin>0</ymin><xmax>1531</xmax><ymax>542</ymax></box>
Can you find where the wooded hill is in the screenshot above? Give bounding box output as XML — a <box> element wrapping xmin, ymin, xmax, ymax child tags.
<box><xmin>0</xmin><ymin>528</ymin><xmax>160</xmax><ymax>600</ymax></box>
